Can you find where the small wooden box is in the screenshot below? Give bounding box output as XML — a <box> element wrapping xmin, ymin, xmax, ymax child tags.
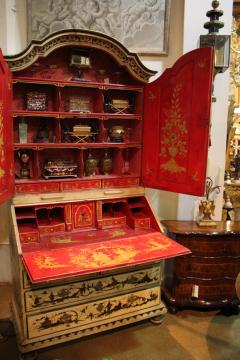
<box><xmin>69</xmin><ymin>96</ymin><xmax>91</xmax><ymax>113</ymax></box>
<box><xmin>27</xmin><ymin>92</ymin><xmax>47</xmax><ymax>111</ymax></box>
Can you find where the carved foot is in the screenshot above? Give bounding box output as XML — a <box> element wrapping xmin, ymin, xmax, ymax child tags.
<box><xmin>168</xmin><ymin>305</ymin><xmax>178</xmax><ymax>314</ymax></box>
<box><xmin>222</xmin><ymin>303</ymin><xmax>239</xmax><ymax>316</ymax></box>
<box><xmin>149</xmin><ymin>315</ymin><xmax>165</xmax><ymax>325</ymax></box>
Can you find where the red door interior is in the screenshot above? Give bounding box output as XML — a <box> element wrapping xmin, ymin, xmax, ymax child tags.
<box><xmin>142</xmin><ymin>47</ymin><xmax>214</xmax><ymax>196</ymax></box>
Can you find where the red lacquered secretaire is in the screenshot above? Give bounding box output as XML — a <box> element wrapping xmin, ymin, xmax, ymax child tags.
<box><xmin>0</xmin><ymin>30</ymin><xmax>213</xmax><ymax>354</ymax></box>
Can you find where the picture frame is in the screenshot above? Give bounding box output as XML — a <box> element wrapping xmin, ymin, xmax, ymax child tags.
<box><xmin>27</xmin><ymin>0</ymin><xmax>171</xmax><ymax>56</ymax></box>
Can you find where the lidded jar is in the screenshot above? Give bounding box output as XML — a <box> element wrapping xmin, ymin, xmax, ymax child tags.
<box><xmin>85</xmin><ymin>150</ymin><xmax>98</xmax><ymax>176</ymax></box>
<box><xmin>101</xmin><ymin>149</ymin><xmax>112</xmax><ymax>175</ymax></box>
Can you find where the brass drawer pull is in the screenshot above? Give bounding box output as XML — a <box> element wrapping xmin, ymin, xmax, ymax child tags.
<box><xmin>40</xmin><ymin>195</ymin><xmax>65</xmax><ymax>200</ymax></box>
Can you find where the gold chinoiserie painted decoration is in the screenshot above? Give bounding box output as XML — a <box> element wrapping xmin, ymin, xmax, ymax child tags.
<box><xmin>160</xmin><ymin>84</ymin><xmax>187</xmax><ymax>173</ymax></box>
<box><xmin>70</xmin><ymin>245</ymin><xmax>138</xmax><ymax>269</ymax></box>
<box><xmin>147</xmin><ymin>237</ymin><xmax>172</xmax><ymax>251</ymax></box>
<box><xmin>109</xmin><ymin>230</ymin><xmax>127</xmax><ymax>238</ymax></box>
<box><xmin>34</xmin><ymin>255</ymin><xmax>69</xmax><ymax>269</ymax></box>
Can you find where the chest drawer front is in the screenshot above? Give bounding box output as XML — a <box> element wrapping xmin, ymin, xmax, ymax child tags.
<box><xmin>25</xmin><ymin>266</ymin><xmax>161</xmax><ymax>311</ymax></box>
<box><xmin>176</xmin><ymin>257</ymin><xmax>240</xmax><ymax>278</ymax></box>
<box><xmin>178</xmin><ymin>236</ymin><xmax>240</xmax><ymax>256</ymax></box>
<box><xmin>27</xmin><ymin>286</ymin><xmax>160</xmax><ymax>339</ymax></box>
<box><xmin>174</xmin><ymin>279</ymin><xmax>236</xmax><ymax>301</ymax></box>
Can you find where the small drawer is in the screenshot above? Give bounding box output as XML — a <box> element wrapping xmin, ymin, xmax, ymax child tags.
<box><xmin>15</xmin><ymin>184</ymin><xmax>41</xmax><ymax>194</ymax></box>
<box><xmin>24</xmin><ymin>265</ymin><xmax>161</xmax><ymax>311</ymax></box>
<box><xmin>40</xmin><ymin>183</ymin><xmax>60</xmax><ymax>193</ymax></box>
<box><xmin>60</xmin><ymin>180</ymin><xmax>101</xmax><ymax>191</ymax></box>
<box><xmin>27</xmin><ymin>286</ymin><xmax>160</xmax><ymax>338</ymax></box>
<box><xmin>102</xmin><ymin>216</ymin><xmax>126</xmax><ymax>227</ymax></box>
<box><xmin>102</xmin><ymin>177</ymin><xmax>139</xmax><ymax>188</ymax></box>
<box><xmin>38</xmin><ymin>223</ymin><xmax>65</xmax><ymax>235</ymax></box>
<box><xmin>20</xmin><ymin>231</ymin><xmax>39</xmax><ymax>244</ymax></box>
<box><xmin>134</xmin><ymin>218</ymin><xmax>150</xmax><ymax>229</ymax></box>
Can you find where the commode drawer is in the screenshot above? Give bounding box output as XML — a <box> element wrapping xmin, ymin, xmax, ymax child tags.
<box><xmin>27</xmin><ymin>287</ymin><xmax>161</xmax><ymax>339</ymax></box>
<box><xmin>24</xmin><ymin>266</ymin><xmax>161</xmax><ymax>312</ymax></box>
<box><xmin>178</xmin><ymin>236</ymin><xmax>240</xmax><ymax>256</ymax></box>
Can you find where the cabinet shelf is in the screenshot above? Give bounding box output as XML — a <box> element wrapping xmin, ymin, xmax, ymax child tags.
<box><xmin>15</xmin><ymin>208</ymin><xmax>36</xmax><ymax>219</ymax></box>
<box><xmin>13</xmin><ymin>77</ymin><xmax>143</xmax><ymax>92</ymax></box>
<box><xmin>128</xmin><ymin>203</ymin><xmax>145</xmax><ymax>209</ymax></box>
<box><xmin>14</xmin><ymin>142</ymin><xmax>142</xmax><ymax>149</ymax></box>
<box><xmin>13</xmin><ymin>111</ymin><xmax>142</xmax><ymax>120</ymax></box>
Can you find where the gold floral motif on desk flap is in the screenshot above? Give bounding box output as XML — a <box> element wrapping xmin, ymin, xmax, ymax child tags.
<box><xmin>32</xmin><ymin>234</ymin><xmax>172</xmax><ymax>271</ymax></box>
<box><xmin>109</xmin><ymin>230</ymin><xmax>127</xmax><ymax>238</ymax></box>
<box><xmin>34</xmin><ymin>255</ymin><xmax>68</xmax><ymax>269</ymax></box>
<box><xmin>69</xmin><ymin>244</ymin><xmax>138</xmax><ymax>269</ymax></box>
<box><xmin>0</xmin><ymin>101</ymin><xmax>5</xmax><ymax>179</ymax></box>
<box><xmin>159</xmin><ymin>84</ymin><xmax>187</xmax><ymax>174</ymax></box>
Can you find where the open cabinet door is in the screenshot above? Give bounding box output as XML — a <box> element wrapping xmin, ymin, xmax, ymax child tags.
<box><xmin>0</xmin><ymin>49</ymin><xmax>14</xmax><ymax>204</ymax></box>
<box><xmin>142</xmin><ymin>47</ymin><xmax>214</xmax><ymax>196</ymax></box>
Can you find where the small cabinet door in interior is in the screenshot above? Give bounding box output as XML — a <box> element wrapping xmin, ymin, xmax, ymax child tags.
<box><xmin>142</xmin><ymin>47</ymin><xmax>213</xmax><ymax>196</ymax></box>
<box><xmin>0</xmin><ymin>49</ymin><xmax>14</xmax><ymax>204</ymax></box>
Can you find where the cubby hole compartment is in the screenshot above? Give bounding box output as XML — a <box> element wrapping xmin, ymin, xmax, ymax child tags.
<box><xmin>104</xmin><ymin>90</ymin><xmax>142</xmax><ymax>114</ymax></box>
<box><xmin>101</xmin><ymin>200</ymin><xmax>127</xmax><ymax>228</ymax></box>
<box><xmin>14</xmin><ymin>149</ymin><xmax>36</xmax><ymax>180</ymax></box>
<box><xmin>60</xmin><ymin>118</ymin><xmax>100</xmax><ymax>143</ymax></box>
<box><xmin>120</xmin><ymin>148</ymin><xmax>141</xmax><ymax>176</ymax></box>
<box><xmin>36</xmin><ymin>206</ymin><xmax>65</xmax><ymax>226</ymax></box>
<box><xmin>60</xmin><ymin>87</ymin><xmax>102</xmax><ymax>113</ymax></box>
<box><xmin>12</xmin><ymin>83</ymin><xmax>58</xmax><ymax>112</ymax></box>
<box><xmin>90</xmin><ymin>49</ymin><xmax>138</xmax><ymax>85</ymax></box>
<box><xmin>101</xmin><ymin>118</ymin><xmax>142</xmax><ymax>143</ymax></box>
<box><xmin>127</xmin><ymin>197</ymin><xmax>146</xmax><ymax>209</ymax></box>
<box><xmin>126</xmin><ymin>197</ymin><xmax>159</xmax><ymax>231</ymax></box>
<box><xmin>14</xmin><ymin>117</ymin><xmax>57</xmax><ymax>144</ymax></box>
<box><xmin>15</xmin><ymin>206</ymin><xmax>36</xmax><ymax>219</ymax></box>
<box><xmin>39</xmin><ymin>148</ymin><xmax>81</xmax><ymax>179</ymax></box>
<box><xmin>35</xmin><ymin>206</ymin><xmax>65</xmax><ymax>235</ymax></box>
<box><xmin>83</xmin><ymin>148</ymin><xmax>117</xmax><ymax>177</ymax></box>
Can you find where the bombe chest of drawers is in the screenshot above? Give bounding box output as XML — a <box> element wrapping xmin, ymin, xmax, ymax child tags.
<box><xmin>161</xmin><ymin>221</ymin><xmax>240</xmax><ymax>313</ymax></box>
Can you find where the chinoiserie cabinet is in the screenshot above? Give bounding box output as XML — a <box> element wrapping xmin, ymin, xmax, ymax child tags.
<box><xmin>161</xmin><ymin>221</ymin><xmax>240</xmax><ymax>313</ymax></box>
<box><xmin>0</xmin><ymin>30</ymin><xmax>214</xmax><ymax>356</ymax></box>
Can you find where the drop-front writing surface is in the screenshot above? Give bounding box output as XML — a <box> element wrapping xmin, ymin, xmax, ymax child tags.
<box><xmin>0</xmin><ymin>30</ymin><xmax>213</xmax><ymax>354</ymax></box>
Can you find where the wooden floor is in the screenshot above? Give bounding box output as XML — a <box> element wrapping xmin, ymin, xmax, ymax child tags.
<box><xmin>0</xmin><ymin>284</ymin><xmax>240</xmax><ymax>360</ymax></box>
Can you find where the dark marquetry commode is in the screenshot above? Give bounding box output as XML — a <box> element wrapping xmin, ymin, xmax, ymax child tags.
<box><xmin>161</xmin><ymin>221</ymin><xmax>240</xmax><ymax>313</ymax></box>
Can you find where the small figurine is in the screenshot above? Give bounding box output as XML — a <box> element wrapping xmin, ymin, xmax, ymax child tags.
<box><xmin>18</xmin><ymin>150</ymin><xmax>30</xmax><ymax>179</ymax></box>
